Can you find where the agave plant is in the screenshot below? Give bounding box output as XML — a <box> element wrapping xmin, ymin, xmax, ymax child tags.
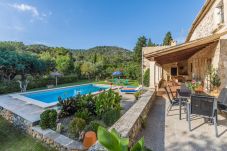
<box><xmin>97</xmin><ymin>126</ymin><xmax>145</xmax><ymax>151</ymax></box>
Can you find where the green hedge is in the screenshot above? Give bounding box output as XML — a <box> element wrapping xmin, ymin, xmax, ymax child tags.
<box><xmin>0</xmin><ymin>75</ymin><xmax>79</xmax><ymax>94</ymax></box>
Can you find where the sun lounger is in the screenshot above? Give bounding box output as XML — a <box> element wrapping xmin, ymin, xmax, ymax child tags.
<box><xmin>120</xmin><ymin>86</ymin><xmax>141</xmax><ymax>93</ymax></box>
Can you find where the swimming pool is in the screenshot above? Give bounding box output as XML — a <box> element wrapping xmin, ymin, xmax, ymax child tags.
<box><xmin>12</xmin><ymin>84</ymin><xmax>109</xmax><ymax>108</ymax></box>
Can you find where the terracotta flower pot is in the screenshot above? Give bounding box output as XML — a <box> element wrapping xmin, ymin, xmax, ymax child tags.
<box><xmin>83</xmin><ymin>131</ymin><xmax>97</xmax><ymax>149</ymax></box>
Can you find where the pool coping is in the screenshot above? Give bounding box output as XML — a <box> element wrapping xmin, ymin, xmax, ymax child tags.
<box><xmin>10</xmin><ymin>84</ymin><xmax>119</xmax><ymax>108</ymax></box>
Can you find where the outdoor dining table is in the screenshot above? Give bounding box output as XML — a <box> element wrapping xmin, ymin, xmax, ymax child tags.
<box><xmin>177</xmin><ymin>84</ymin><xmax>218</xmax><ymax>120</ymax></box>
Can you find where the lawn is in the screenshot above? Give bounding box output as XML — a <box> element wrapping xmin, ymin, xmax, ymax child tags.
<box><xmin>0</xmin><ymin>117</ymin><xmax>56</xmax><ymax>151</ymax></box>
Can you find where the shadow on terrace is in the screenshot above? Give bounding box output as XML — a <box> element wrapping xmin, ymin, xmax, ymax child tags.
<box><xmin>138</xmin><ymin>86</ymin><xmax>227</xmax><ymax>151</ymax></box>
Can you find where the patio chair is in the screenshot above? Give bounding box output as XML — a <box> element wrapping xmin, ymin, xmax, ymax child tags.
<box><xmin>217</xmin><ymin>88</ymin><xmax>227</xmax><ymax>113</ymax></box>
<box><xmin>164</xmin><ymin>87</ymin><xmax>180</xmax><ymax>114</ymax></box>
<box><xmin>187</xmin><ymin>95</ymin><xmax>218</xmax><ymax>137</ymax></box>
<box><xmin>168</xmin><ymin>85</ymin><xmax>177</xmax><ymax>100</ymax></box>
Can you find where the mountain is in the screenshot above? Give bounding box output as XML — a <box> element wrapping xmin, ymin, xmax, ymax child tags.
<box><xmin>71</xmin><ymin>46</ymin><xmax>133</xmax><ymax>64</ymax></box>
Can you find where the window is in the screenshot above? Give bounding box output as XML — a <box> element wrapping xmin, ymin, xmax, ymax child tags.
<box><xmin>171</xmin><ymin>67</ymin><xmax>177</xmax><ymax>76</ymax></box>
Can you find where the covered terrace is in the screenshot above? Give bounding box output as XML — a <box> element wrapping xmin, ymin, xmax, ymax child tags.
<box><xmin>143</xmin><ymin>31</ymin><xmax>227</xmax><ymax>91</ymax></box>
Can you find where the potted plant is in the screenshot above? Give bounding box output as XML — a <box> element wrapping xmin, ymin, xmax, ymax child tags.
<box><xmin>210</xmin><ymin>70</ymin><xmax>221</xmax><ymax>94</ymax></box>
<box><xmin>207</xmin><ymin>66</ymin><xmax>221</xmax><ymax>94</ymax></box>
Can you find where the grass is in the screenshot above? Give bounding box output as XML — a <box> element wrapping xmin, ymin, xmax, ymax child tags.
<box><xmin>0</xmin><ymin>117</ymin><xmax>56</xmax><ymax>151</ymax></box>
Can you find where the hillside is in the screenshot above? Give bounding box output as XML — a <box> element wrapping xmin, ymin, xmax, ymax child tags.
<box><xmin>71</xmin><ymin>46</ymin><xmax>133</xmax><ymax>64</ymax></box>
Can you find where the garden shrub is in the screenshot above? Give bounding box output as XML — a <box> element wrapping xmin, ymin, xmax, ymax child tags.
<box><xmin>84</xmin><ymin>120</ymin><xmax>106</xmax><ymax>133</ymax></box>
<box><xmin>40</xmin><ymin>109</ymin><xmax>57</xmax><ymax>129</ymax></box>
<box><xmin>75</xmin><ymin>93</ymin><xmax>96</xmax><ymax>116</ymax></box>
<box><xmin>0</xmin><ymin>75</ymin><xmax>79</xmax><ymax>94</ymax></box>
<box><xmin>143</xmin><ymin>69</ymin><xmax>150</xmax><ymax>87</ymax></box>
<box><xmin>57</xmin><ymin>97</ymin><xmax>77</xmax><ymax>118</ymax></box>
<box><xmin>94</xmin><ymin>89</ymin><xmax>121</xmax><ymax>117</ymax></box>
<box><xmin>75</xmin><ymin>108</ymin><xmax>91</xmax><ymax>122</ymax></box>
<box><xmin>69</xmin><ymin>117</ymin><xmax>86</xmax><ymax>137</ymax></box>
<box><xmin>101</xmin><ymin>109</ymin><xmax>121</xmax><ymax>126</ymax></box>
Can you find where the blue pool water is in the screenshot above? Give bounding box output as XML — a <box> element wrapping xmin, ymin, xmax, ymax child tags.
<box><xmin>22</xmin><ymin>84</ymin><xmax>108</xmax><ymax>103</ymax></box>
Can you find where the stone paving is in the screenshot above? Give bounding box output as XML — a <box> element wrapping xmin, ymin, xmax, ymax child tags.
<box><xmin>0</xmin><ymin>94</ymin><xmax>44</xmax><ymax>124</ymax></box>
<box><xmin>139</xmin><ymin>89</ymin><xmax>227</xmax><ymax>151</ymax></box>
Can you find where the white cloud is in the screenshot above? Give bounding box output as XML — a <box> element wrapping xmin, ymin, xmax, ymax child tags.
<box><xmin>11</xmin><ymin>3</ymin><xmax>39</xmax><ymax>17</ymax></box>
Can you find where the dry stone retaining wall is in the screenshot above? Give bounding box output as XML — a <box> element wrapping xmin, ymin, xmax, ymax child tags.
<box><xmin>89</xmin><ymin>90</ymin><xmax>156</xmax><ymax>151</ymax></box>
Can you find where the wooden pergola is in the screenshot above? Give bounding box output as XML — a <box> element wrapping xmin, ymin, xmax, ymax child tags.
<box><xmin>144</xmin><ymin>31</ymin><xmax>227</xmax><ymax>65</ymax></box>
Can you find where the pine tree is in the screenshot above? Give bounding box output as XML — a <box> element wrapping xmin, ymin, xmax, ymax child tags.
<box><xmin>147</xmin><ymin>38</ymin><xmax>152</xmax><ymax>46</ymax></box>
<box><xmin>93</xmin><ymin>53</ymin><xmax>97</xmax><ymax>64</ymax></box>
<box><xmin>163</xmin><ymin>32</ymin><xmax>173</xmax><ymax>46</ymax></box>
<box><xmin>133</xmin><ymin>36</ymin><xmax>147</xmax><ymax>63</ymax></box>
<box><xmin>147</xmin><ymin>38</ymin><xmax>157</xmax><ymax>47</ymax></box>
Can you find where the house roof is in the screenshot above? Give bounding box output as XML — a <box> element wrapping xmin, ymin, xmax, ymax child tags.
<box><xmin>186</xmin><ymin>0</ymin><xmax>215</xmax><ymax>42</ymax></box>
<box><xmin>144</xmin><ymin>31</ymin><xmax>227</xmax><ymax>64</ymax></box>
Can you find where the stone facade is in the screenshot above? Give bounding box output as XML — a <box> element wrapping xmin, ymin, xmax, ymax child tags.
<box><xmin>189</xmin><ymin>0</ymin><xmax>226</xmax><ymax>41</ymax></box>
<box><xmin>187</xmin><ymin>42</ymin><xmax>218</xmax><ymax>80</ymax></box>
<box><xmin>219</xmin><ymin>39</ymin><xmax>227</xmax><ymax>88</ymax></box>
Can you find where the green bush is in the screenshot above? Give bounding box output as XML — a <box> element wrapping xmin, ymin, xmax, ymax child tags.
<box><xmin>84</xmin><ymin>120</ymin><xmax>106</xmax><ymax>133</ymax></box>
<box><xmin>0</xmin><ymin>75</ymin><xmax>79</xmax><ymax>94</ymax></box>
<box><xmin>76</xmin><ymin>93</ymin><xmax>96</xmax><ymax>115</ymax></box>
<box><xmin>69</xmin><ymin>117</ymin><xmax>86</xmax><ymax>137</ymax></box>
<box><xmin>102</xmin><ymin>109</ymin><xmax>121</xmax><ymax>126</ymax></box>
<box><xmin>94</xmin><ymin>89</ymin><xmax>121</xmax><ymax>117</ymax></box>
<box><xmin>40</xmin><ymin>109</ymin><xmax>57</xmax><ymax>129</ymax></box>
<box><xmin>75</xmin><ymin>109</ymin><xmax>91</xmax><ymax>122</ymax></box>
<box><xmin>143</xmin><ymin>69</ymin><xmax>150</xmax><ymax>87</ymax></box>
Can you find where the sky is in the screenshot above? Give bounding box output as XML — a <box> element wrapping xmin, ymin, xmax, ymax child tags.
<box><xmin>0</xmin><ymin>0</ymin><xmax>205</xmax><ymax>50</ymax></box>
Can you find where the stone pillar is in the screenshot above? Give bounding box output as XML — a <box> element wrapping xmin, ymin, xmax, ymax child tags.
<box><xmin>149</xmin><ymin>61</ymin><xmax>156</xmax><ymax>89</ymax></box>
<box><xmin>224</xmin><ymin>61</ymin><xmax>227</xmax><ymax>88</ymax></box>
<box><xmin>155</xmin><ymin>65</ymin><xmax>159</xmax><ymax>87</ymax></box>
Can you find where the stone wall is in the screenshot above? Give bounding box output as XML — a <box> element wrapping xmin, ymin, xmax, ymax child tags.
<box><xmin>162</xmin><ymin>63</ymin><xmax>178</xmax><ymax>80</ymax></box>
<box><xmin>0</xmin><ymin>106</ymin><xmax>85</xmax><ymax>151</ymax></box>
<box><xmin>190</xmin><ymin>0</ymin><xmax>224</xmax><ymax>41</ymax></box>
<box><xmin>0</xmin><ymin>107</ymin><xmax>33</xmax><ymax>132</ymax></box>
<box><xmin>219</xmin><ymin>39</ymin><xmax>227</xmax><ymax>89</ymax></box>
<box><xmin>187</xmin><ymin>42</ymin><xmax>218</xmax><ymax>80</ymax></box>
<box><xmin>28</xmin><ymin>126</ymin><xmax>84</xmax><ymax>151</ymax></box>
<box><xmin>89</xmin><ymin>90</ymin><xmax>156</xmax><ymax>150</ymax></box>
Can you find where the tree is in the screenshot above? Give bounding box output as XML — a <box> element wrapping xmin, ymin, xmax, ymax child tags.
<box><xmin>143</xmin><ymin>69</ymin><xmax>150</xmax><ymax>87</ymax></box>
<box><xmin>0</xmin><ymin>50</ymin><xmax>47</xmax><ymax>91</ymax></box>
<box><xmin>147</xmin><ymin>38</ymin><xmax>157</xmax><ymax>47</ymax></box>
<box><xmin>39</xmin><ymin>51</ymin><xmax>56</xmax><ymax>72</ymax></box>
<box><xmin>163</xmin><ymin>32</ymin><xmax>173</xmax><ymax>45</ymax></box>
<box><xmin>80</xmin><ymin>62</ymin><xmax>96</xmax><ymax>80</ymax></box>
<box><xmin>55</xmin><ymin>55</ymin><xmax>73</xmax><ymax>74</ymax></box>
<box><xmin>133</xmin><ymin>36</ymin><xmax>147</xmax><ymax>63</ymax></box>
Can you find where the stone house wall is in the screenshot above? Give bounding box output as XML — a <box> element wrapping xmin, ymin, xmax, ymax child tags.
<box><xmin>187</xmin><ymin>42</ymin><xmax>218</xmax><ymax>81</ymax></box>
<box><xmin>162</xmin><ymin>63</ymin><xmax>178</xmax><ymax>81</ymax></box>
<box><xmin>219</xmin><ymin>38</ymin><xmax>227</xmax><ymax>89</ymax></box>
<box><xmin>190</xmin><ymin>0</ymin><xmax>225</xmax><ymax>41</ymax></box>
